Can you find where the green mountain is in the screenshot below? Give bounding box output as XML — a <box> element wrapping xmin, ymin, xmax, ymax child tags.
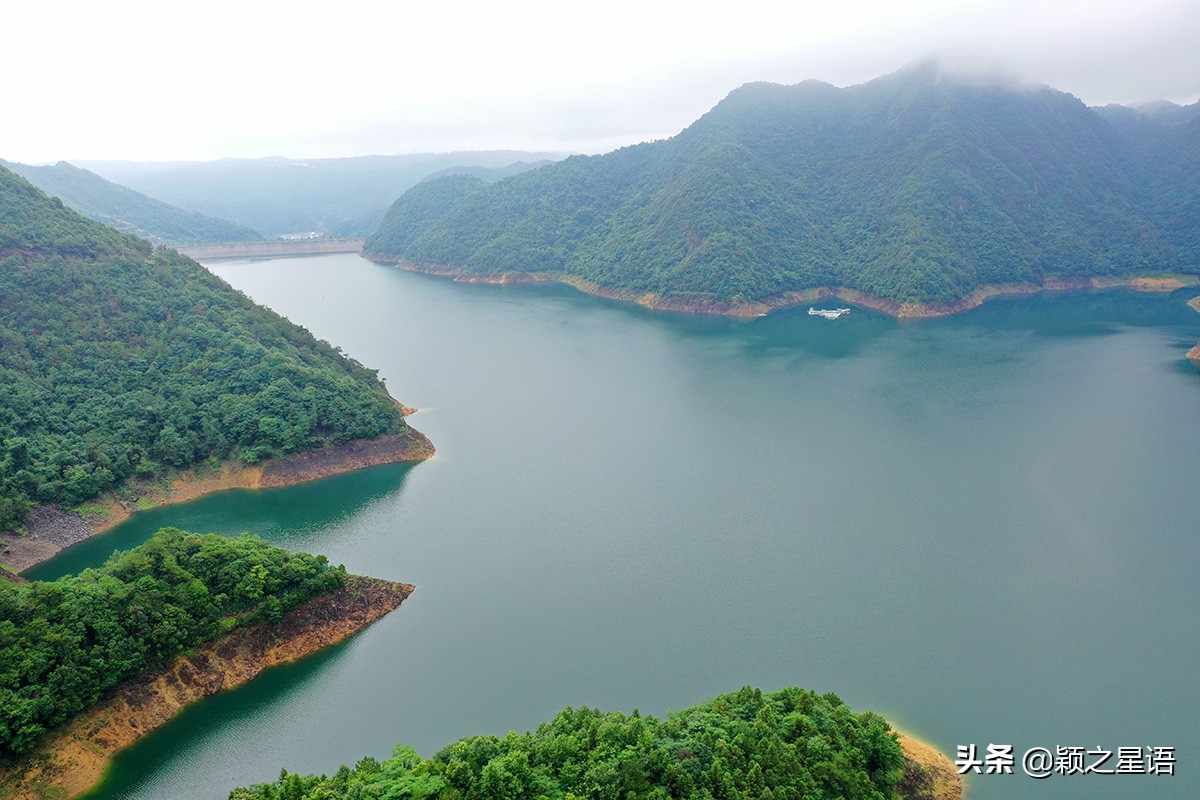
<box><xmin>232</xmin><ymin>685</ymin><xmax>941</xmax><ymax>800</ymax></box>
<box><xmin>79</xmin><ymin>152</ymin><xmax>567</xmax><ymax>238</ymax></box>
<box><xmin>366</xmin><ymin>63</ymin><xmax>1200</xmax><ymax>307</ymax></box>
<box><xmin>0</xmin><ymin>160</ymin><xmax>261</xmax><ymax>245</ymax></box>
<box><xmin>1102</xmin><ymin>102</ymin><xmax>1200</xmax><ymax>263</ymax></box>
<box><xmin>0</xmin><ymin>165</ymin><xmax>416</xmax><ymax>529</ymax></box>
<box><xmin>326</xmin><ymin>160</ymin><xmax>558</xmax><ymax>238</ymax></box>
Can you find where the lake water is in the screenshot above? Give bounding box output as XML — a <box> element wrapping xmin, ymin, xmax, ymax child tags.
<box><xmin>30</xmin><ymin>254</ymin><xmax>1200</xmax><ymax>800</ymax></box>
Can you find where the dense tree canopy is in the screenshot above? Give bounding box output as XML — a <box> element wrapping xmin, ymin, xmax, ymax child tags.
<box><xmin>231</xmin><ymin>686</ymin><xmax>910</xmax><ymax>800</ymax></box>
<box><xmin>0</xmin><ymin>528</ymin><xmax>345</xmax><ymax>757</ymax></box>
<box><xmin>366</xmin><ymin>63</ymin><xmax>1200</xmax><ymax>306</ymax></box>
<box><xmin>0</xmin><ymin>165</ymin><xmax>408</xmax><ymax>528</ymax></box>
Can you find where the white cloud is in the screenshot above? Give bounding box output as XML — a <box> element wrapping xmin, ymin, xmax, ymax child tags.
<box><xmin>2</xmin><ymin>0</ymin><xmax>1197</xmax><ymax>162</ymax></box>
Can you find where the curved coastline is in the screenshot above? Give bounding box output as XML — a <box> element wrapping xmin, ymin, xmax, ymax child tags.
<box><xmin>0</xmin><ymin>423</ymin><xmax>433</xmax><ymax>576</ymax></box>
<box><xmin>0</xmin><ymin>574</ymin><xmax>413</xmax><ymax>800</ymax></box>
<box><xmin>365</xmin><ymin>253</ymin><xmax>1198</xmax><ymax>320</ymax></box>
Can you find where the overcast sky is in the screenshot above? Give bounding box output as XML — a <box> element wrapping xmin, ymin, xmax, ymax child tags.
<box><xmin>4</xmin><ymin>0</ymin><xmax>1199</xmax><ymax>163</ymax></box>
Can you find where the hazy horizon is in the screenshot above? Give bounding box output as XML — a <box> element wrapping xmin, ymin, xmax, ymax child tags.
<box><xmin>5</xmin><ymin>0</ymin><xmax>1198</xmax><ymax>164</ymax></box>
<box><xmin>24</xmin><ymin>64</ymin><xmax>1197</xmax><ymax>170</ymax></box>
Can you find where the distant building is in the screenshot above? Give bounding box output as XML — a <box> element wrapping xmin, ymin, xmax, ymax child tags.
<box><xmin>278</xmin><ymin>231</ymin><xmax>324</xmax><ymax>240</ymax></box>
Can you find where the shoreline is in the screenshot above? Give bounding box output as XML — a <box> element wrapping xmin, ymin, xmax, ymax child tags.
<box><xmin>0</xmin><ymin>574</ymin><xmax>412</xmax><ymax>800</ymax></box>
<box><xmin>364</xmin><ymin>253</ymin><xmax>1198</xmax><ymax>320</ymax></box>
<box><xmin>0</xmin><ymin>423</ymin><xmax>433</xmax><ymax>576</ymax></box>
<box><xmin>897</xmin><ymin>731</ymin><xmax>965</xmax><ymax>800</ymax></box>
<box><xmin>1189</xmin><ymin>297</ymin><xmax>1200</xmax><ymax>367</ymax></box>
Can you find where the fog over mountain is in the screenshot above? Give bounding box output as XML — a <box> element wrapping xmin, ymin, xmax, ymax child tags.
<box><xmin>2</xmin><ymin>0</ymin><xmax>1196</xmax><ymax>163</ymax></box>
<box><xmin>366</xmin><ymin>64</ymin><xmax>1200</xmax><ymax>308</ymax></box>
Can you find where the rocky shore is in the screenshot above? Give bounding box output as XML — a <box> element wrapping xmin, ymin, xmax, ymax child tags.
<box><xmin>0</xmin><ymin>506</ymin><xmax>93</xmax><ymax>576</ymax></box>
<box><xmin>0</xmin><ymin>574</ymin><xmax>412</xmax><ymax>800</ymax></box>
<box><xmin>366</xmin><ymin>254</ymin><xmax>1197</xmax><ymax>320</ymax></box>
<box><xmin>0</xmin><ymin>425</ymin><xmax>433</xmax><ymax>575</ymax></box>
<box><xmin>897</xmin><ymin>732</ymin><xmax>964</xmax><ymax>800</ymax></box>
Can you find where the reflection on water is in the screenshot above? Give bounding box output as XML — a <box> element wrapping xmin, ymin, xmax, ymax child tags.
<box><xmin>85</xmin><ymin>637</ymin><xmax>353</xmax><ymax>800</ymax></box>
<box><xmin>26</xmin><ymin>461</ymin><xmax>420</xmax><ymax>582</ymax></box>
<box><xmin>39</xmin><ymin>255</ymin><xmax>1200</xmax><ymax>800</ymax></box>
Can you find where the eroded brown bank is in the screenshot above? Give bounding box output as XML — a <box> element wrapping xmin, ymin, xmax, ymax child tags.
<box><xmin>0</xmin><ymin>575</ymin><xmax>412</xmax><ymax>800</ymax></box>
<box><xmin>367</xmin><ymin>255</ymin><xmax>1198</xmax><ymax>320</ymax></box>
<box><xmin>0</xmin><ymin>425</ymin><xmax>433</xmax><ymax>576</ymax></box>
<box><xmin>897</xmin><ymin>732</ymin><xmax>964</xmax><ymax>800</ymax></box>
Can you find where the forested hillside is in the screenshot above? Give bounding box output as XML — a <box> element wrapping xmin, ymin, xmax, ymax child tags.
<box><xmin>232</xmin><ymin>685</ymin><xmax>937</xmax><ymax>800</ymax></box>
<box><xmin>0</xmin><ymin>160</ymin><xmax>261</xmax><ymax>245</ymax></box>
<box><xmin>328</xmin><ymin>160</ymin><xmax>558</xmax><ymax>238</ymax></box>
<box><xmin>0</xmin><ymin>528</ymin><xmax>345</xmax><ymax>756</ymax></box>
<box><xmin>0</xmin><ymin>166</ymin><xmax>411</xmax><ymax>529</ymax></box>
<box><xmin>366</xmin><ymin>63</ymin><xmax>1200</xmax><ymax>307</ymax></box>
<box><xmin>1111</xmin><ymin>102</ymin><xmax>1200</xmax><ymax>263</ymax></box>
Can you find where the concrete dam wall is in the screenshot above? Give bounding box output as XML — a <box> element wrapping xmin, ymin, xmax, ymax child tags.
<box><xmin>174</xmin><ymin>238</ymin><xmax>365</xmax><ymax>260</ymax></box>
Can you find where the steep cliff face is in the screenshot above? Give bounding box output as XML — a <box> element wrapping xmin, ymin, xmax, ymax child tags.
<box><xmin>0</xmin><ymin>575</ymin><xmax>412</xmax><ymax>800</ymax></box>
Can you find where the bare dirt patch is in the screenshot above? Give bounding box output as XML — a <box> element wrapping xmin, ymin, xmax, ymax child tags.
<box><xmin>898</xmin><ymin>731</ymin><xmax>965</xmax><ymax>800</ymax></box>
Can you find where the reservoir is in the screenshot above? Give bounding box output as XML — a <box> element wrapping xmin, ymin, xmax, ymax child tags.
<box><xmin>30</xmin><ymin>254</ymin><xmax>1199</xmax><ymax>800</ymax></box>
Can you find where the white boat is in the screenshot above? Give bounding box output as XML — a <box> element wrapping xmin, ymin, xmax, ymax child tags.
<box><xmin>808</xmin><ymin>307</ymin><xmax>851</xmax><ymax>319</ymax></box>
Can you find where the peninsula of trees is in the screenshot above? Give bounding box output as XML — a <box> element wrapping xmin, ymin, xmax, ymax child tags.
<box><xmin>0</xmin><ymin>529</ymin><xmax>414</xmax><ymax>800</ymax></box>
<box><xmin>231</xmin><ymin>685</ymin><xmax>958</xmax><ymax>800</ymax></box>
<box><xmin>0</xmin><ymin>165</ymin><xmax>427</xmax><ymax>532</ymax></box>
<box><xmin>365</xmin><ymin>62</ymin><xmax>1200</xmax><ymax>312</ymax></box>
<box><xmin>0</xmin><ymin>529</ymin><xmax>344</xmax><ymax>757</ymax></box>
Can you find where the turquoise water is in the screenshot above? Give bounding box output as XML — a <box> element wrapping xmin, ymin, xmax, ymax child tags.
<box><xmin>33</xmin><ymin>254</ymin><xmax>1199</xmax><ymax>800</ymax></box>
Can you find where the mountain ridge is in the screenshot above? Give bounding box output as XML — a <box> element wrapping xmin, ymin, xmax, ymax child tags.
<box><xmin>365</xmin><ymin>65</ymin><xmax>1200</xmax><ymax>310</ymax></box>
<box><xmin>79</xmin><ymin>151</ymin><xmax>568</xmax><ymax>238</ymax></box>
<box><xmin>0</xmin><ymin>159</ymin><xmax>262</xmax><ymax>245</ymax></box>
